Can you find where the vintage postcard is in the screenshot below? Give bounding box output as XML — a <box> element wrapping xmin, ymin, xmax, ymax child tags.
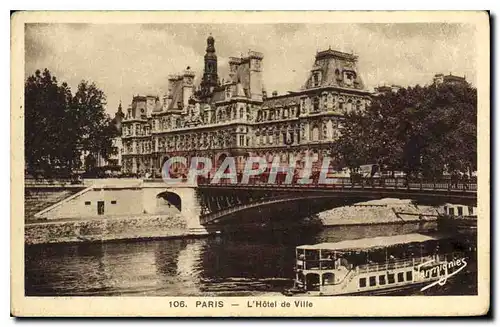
<box><xmin>11</xmin><ymin>11</ymin><xmax>490</xmax><ymax>317</ymax></box>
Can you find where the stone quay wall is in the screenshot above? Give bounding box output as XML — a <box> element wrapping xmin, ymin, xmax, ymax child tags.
<box><xmin>25</xmin><ymin>214</ymin><xmax>189</xmax><ymax>245</ymax></box>
<box><xmin>318</xmin><ymin>199</ymin><xmax>440</xmax><ymax>226</ymax></box>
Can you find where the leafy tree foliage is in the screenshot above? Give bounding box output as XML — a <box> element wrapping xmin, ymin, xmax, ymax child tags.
<box><xmin>334</xmin><ymin>82</ymin><xmax>477</xmax><ymax>178</ymax></box>
<box><xmin>25</xmin><ymin>69</ymin><xmax>118</xmax><ymax>177</ymax></box>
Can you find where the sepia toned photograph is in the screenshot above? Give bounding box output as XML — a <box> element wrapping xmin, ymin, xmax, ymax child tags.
<box><xmin>11</xmin><ymin>11</ymin><xmax>489</xmax><ymax>317</ymax></box>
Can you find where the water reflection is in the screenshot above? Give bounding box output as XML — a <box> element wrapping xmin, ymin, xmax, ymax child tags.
<box><xmin>26</xmin><ymin>222</ymin><xmax>475</xmax><ymax>296</ymax></box>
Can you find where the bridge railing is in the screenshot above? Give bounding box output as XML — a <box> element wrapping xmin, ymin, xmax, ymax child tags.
<box><xmin>196</xmin><ymin>176</ymin><xmax>476</xmax><ymax>192</ymax></box>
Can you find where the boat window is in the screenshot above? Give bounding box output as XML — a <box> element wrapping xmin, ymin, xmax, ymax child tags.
<box><xmin>304</xmin><ymin>250</ymin><xmax>320</xmax><ymax>270</ymax></box>
<box><xmin>359</xmin><ymin>278</ymin><xmax>366</xmax><ymax>288</ymax></box>
<box><xmin>468</xmin><ymin>206</ymin><xmax>474</xmax><ymax>215</ymax></box>
<box><xmin>457</xmin><ymin>206</ymin><xmax>463</xmax><ymax>216</ymax></box>
<box><xmin>406</xmin><ymin>271</ymin><xmax>413</xmax><ymax>281</ymax></box>
<box><xmin>322</xmin><ymin>272</ymin><xmax>335</xmax><ymax>285</ymax></box>
<box><xmin>387</xmin><ymin>273</ymin><xmax>395</xmax><ymax>284</ymax></box>
<box><xmin>305</xmin><ymin>250</ymin><xmax>319</xmax><ymax>261</ymax></box>
<box><xmin>449</xmin><ymin>207</ymin><xmax>455</xmax><ymax>216</ymax></box>
<box><xmin>379</xmin><ymin>275</ymin><xmax>386</xmax><ymax>285</ymax></box>
<box><xmin>397</xmin><ymin>272</ymin><xmax>404</xmax><ymax>282</ymax></box>
<box><xmin>321</xmin><ymin>260</ymin><xmax>335</xmax><ymax>270</ymax></box>
<box><xmin>369</xmin><ymin>276</ymin><xmax>376</xmax><ymax>287</ymax></box>
<box><xmin>431</xmin><ymin>269</ymin><xmax>438</xmax><ymax>278</ymax></box>
<box><xmin>305</xmin><ymin>273</ymin><xmax>320</xmax><ymax>291</ymax></box>
<box><xmin>320</xmin><ymin>250</ymin><xmax>335</xmax><ymax>260</ymax></box>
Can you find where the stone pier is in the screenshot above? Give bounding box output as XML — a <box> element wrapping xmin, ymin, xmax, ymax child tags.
<box><xmin>26</xmin><ymin>179</ymin><xmax>209</xmax><ymax>244</ymax></box>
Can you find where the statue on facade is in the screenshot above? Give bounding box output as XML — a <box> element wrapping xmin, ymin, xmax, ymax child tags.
<box><xmin>327</xmin><ymin>93</ymin><xmax>334</xmax><ymax>110</ymax></box>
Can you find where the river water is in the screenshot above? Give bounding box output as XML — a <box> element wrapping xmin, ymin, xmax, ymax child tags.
<box><xmin>25</xmin><ymin>222</ymin><xmax>476</xmax><ymax>296</ymax></box>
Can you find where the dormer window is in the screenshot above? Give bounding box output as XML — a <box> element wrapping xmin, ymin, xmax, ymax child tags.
<box><xmin>313</xmin><ymin>73</ymin><xmax>320</xmax><ymax>87</ymax></box>
<box><xmin>343</xmin><ymin>70</ymin><xmax>357</xmax><ymax>86</ymax></box>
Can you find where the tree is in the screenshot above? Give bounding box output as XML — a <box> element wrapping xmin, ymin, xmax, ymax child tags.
<box><xmin>25</xmin><ymin>69</ymin><xmax>73</xmax><ymax>176</ymax></box>
<box><xmin>334</xmin><ymin>82</ymin><xmax>477</xmax><ymax>178</ymax></box>
<box><xmin>25</xmin><ymin>69</ymin><xmax>117</xmax><ymax>177</ymax></box>
<box><xmin>71</xmin><ymin>81</ymin><xmax>118</xmax><ymax>172</ymax></box>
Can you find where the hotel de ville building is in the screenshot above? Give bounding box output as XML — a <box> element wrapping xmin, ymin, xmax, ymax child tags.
<box><xmin>120</xmin><ymin>36</ymin><xmax>372</xmax><ymax>177</ymax></box>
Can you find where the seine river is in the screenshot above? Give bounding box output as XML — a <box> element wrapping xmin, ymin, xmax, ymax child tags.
<box><xmin>25</xmin><ymin>222</ymin><xmax>476</xmax><ymax>296</ymax></box>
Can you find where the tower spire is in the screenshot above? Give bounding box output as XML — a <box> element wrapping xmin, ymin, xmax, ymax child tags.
<box><xmin>200</xmin><ymin>34</ymin><xmax>218</xmax><ymax>97</ymax></box>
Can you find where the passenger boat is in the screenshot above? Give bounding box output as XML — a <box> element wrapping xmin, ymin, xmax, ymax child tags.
<box><xmin>283</xmin><ymin>233</ymin><xmax>474</xmax><ymax>296</ymax></box>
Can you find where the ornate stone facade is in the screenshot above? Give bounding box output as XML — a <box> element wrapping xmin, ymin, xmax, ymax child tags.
<box><xmin>121</xmin><ymin>37</ymin><xmax>372</xmax><ymax>176</ymax></box>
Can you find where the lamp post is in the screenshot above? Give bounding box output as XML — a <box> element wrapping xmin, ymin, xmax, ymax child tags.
<box><xmin>284</xmin><ymin>132</ymin><xmax>294</xmax><ymax>184</ymax></box>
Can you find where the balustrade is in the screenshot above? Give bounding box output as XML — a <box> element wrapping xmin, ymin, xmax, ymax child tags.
<box><xmin>197</xmin><ymin>176</ymin><xmax>477</xmax><ymax>192</ymax></box>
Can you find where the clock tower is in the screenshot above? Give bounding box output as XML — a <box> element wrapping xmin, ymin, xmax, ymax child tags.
<box><xmin>200</xmin><ymin>35</ymin><xmax>218</xmax><ymax>97</ymax></box>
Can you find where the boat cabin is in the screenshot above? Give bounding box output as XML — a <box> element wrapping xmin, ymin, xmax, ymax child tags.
<box><xmin>294</xmin><ymin>233</ymin><xmax>464</xmax><ymax>293</ymax></box>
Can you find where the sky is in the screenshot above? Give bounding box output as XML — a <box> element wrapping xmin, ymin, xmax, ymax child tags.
<box><xmin>25</xmin><ymin>23</ymin><xmax>477</xmax><ymax>115</ymax></box>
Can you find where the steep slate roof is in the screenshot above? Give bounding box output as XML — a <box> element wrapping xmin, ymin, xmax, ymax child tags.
<box><xmin>303</xmin><ymin>49</ymin><xmax>366</xmax><ymax>90</ymax></box>
<box><xmin>167</xmin><ymin>79</ymin><xmax>184</xmax><ymax>111</ymax></box>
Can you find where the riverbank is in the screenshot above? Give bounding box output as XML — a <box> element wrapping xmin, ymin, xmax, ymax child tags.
<box><xmin>25</xmin><ymin>198</ymin><xmax>442</xmax><ymax>245</ymax></box>
<box><xmin>25</xmin><ymin>214</ymin><xmax>190</xmax><ymax>245</ymax></box>
<box><xmin>318</xmin><ymin>198</ymin><xmax>440</xmax><ymax>226</ymax></box>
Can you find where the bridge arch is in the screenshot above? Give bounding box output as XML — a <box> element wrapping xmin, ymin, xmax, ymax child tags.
<box><xmin>156</xmin><ymin>190</ymin><xmax>182</xmax><ymax>213</ymax></box>
<box><xmin>201</xmin><ymin>193</ymin><xmax>365</xmax><ymax>226</ymax></box>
